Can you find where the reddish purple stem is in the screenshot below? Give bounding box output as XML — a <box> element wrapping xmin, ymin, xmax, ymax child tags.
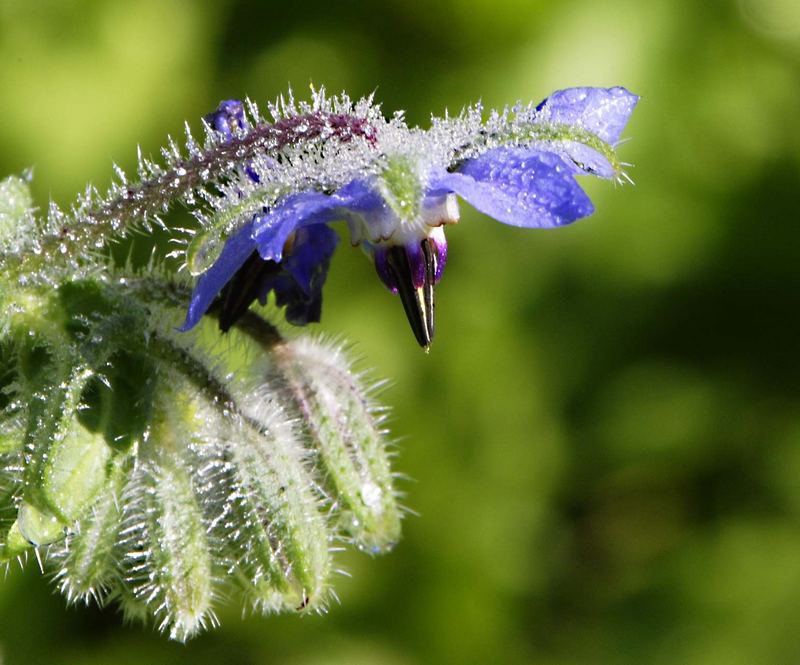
<box><xmin>91</xmin><ymin>110</ymin><xmax>379</xmax><ymax>228</ymax></box>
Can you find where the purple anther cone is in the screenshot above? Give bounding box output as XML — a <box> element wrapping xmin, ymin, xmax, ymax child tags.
<box><xmin>373</xmin><ymin>233</ymin><xmax>448</xmax><ymax>293</ymax></box>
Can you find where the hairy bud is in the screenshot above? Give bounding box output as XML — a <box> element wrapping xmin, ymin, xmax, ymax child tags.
<box><xmin>0</xmin><ymin>178</ymin><xmax>403</xmax><ymax>637</ymax></box>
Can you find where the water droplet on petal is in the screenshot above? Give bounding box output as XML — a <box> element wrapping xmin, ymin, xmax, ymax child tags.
<box><xmin>186</xmin><ymin>228</ymin><xmax>225</xmax><ymax>276</ymax></box>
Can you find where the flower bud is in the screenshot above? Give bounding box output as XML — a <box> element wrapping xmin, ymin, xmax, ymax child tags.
<box><xmin>271</xmin><ymin>337</ymin><xmax>402</xmax><ymax>554</ymax></box>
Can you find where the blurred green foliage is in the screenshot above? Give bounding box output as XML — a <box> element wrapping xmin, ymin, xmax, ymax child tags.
<box><xmin>1</xmin><ymin>0</ymin><xmax>800</xmax><ymax>663</ymax></box>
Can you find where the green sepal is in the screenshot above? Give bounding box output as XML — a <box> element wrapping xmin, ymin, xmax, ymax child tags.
<box><xmin>225</xmin><ymin>412</ymin><xmax>331</xmax><ymax>612</ymax></box>
<box><xmin>0</xmin><ymin>341</ymin><xmax>25</xmax><ymax>454</ymax></box>
<box><xmin>503</xmin><ymin>121</ymin><xmax>623</xmax><ymax>177</ymax></box>
<box><xmin>0</xmin><ymin>410</ymin><xmax>24</xmax><ymax>455</ymax></box>
<box><xmin>18</xmin><ymin>339</ymin><xmax>99</xmax><ymax>522</ymax></box>
<box><xmin>0</xmin><ymin>454</ymin><xmax>26</xmax><ymax>559</ymax></box>
<box><xmin>141</xmin><ymin>460</ymin><xmax>213</xmax><ymax>641</ymax></box>
<box><xmin>57</xmin><ymin>454</ymin><xmax>130</xmax><ymax>600</ymax></box>
<box><xmin>122</xmin><ymin>378</ymin><xmax>214</xmax><ymax>641</ymax></box>
<box><xmin>42</xmin><ymin>420</ymin><xmax>112</xmax><ymax>523</ymax></box>
<box><xmin>378</xmin><ymin>156</ymin><xmax>423</xmax><ymax>219</ymax></box>
<box><xmin>275</xmin><ymin>339</ymin><xmax>401</xmax><ymax>554</ymax></box>
<box><xmin>2</xmin><ymin>521</ymin><xmax>33</xmax><ymax>560</ymax></box>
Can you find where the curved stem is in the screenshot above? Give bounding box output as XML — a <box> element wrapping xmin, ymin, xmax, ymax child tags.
<box><xmin>2</xmin><ymin>111</ymin><xmax>378</xmax><ymax>281</ymax></box>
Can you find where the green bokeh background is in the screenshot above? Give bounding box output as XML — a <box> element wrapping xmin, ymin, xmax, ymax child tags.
<box><xmin>2</xmin><ymin>0</ymin><xmax>800</xmax><ymax>663</ymax></box>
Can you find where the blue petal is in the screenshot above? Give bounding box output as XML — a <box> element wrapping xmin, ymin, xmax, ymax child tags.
<box><xmin>535</xmin><ymin>87</ymin><xmax>639</xmax><ymax>145</ymax></box>
<box><xmin>251</xmin><ymin>180</ymin><xmax>381</xmax><ymax>261</ymax></box>
<box><xmin>259</xmin><ymin>224</ymin><xmax>339</xmax><ymax>325</ymax></box>
<box><xmin>280</xmin><ymin>224</ymin><xmax>339</xmax><ymax>296</ymax></box>
<box><xmin>432</xmin><ymin>147</ymin><xmax>594</xmax><ymax>228</ymax></box>
<box><xmin>180</xmin><ymin>220</ymin><xmax>256</xmax><ymax>331</ymax></box>
<box><xmin>556</xmin><ymin>141</ymin><xmax>616</xmax><ymax>179</ymax></box>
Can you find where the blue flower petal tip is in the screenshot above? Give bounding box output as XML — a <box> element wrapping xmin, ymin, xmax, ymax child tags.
<box><xmin>183</xmin><ymin>88</ymin><xmax>637</xmax><ymax>346</ymax></box>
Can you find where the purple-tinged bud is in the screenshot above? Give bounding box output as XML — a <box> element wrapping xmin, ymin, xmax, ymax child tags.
<box><xmin>204</xmin><ymin>100</ymin><xmax>247</xmax><ymax>141</ymax></box>
<box><xmin>204</xmin><ymin>100</ymin><xmax>261</xmax><ymax>182</ymax></box>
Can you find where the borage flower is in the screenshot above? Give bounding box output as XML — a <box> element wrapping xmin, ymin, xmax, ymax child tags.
<box><xmin>182</xmin><ymin>87</ymin><xmax>638</xmax><ymax>347</ymax></box>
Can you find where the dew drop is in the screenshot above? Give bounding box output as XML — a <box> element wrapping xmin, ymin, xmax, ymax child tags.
<box><xmin>186</xmin><ymin>228</ymin><xmax>225</xmax><ymax>276</ymax></box>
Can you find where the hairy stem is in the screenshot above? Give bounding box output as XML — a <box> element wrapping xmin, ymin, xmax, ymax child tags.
<box><xmin>2</xmin><ymin>111</ymin><xmax>378</xmax><ymax>281</ymax></box>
